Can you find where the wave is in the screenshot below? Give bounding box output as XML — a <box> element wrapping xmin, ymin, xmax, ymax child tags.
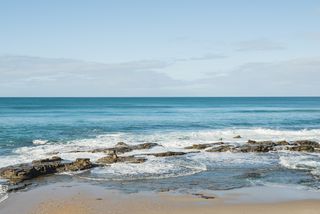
<box><xmin>279</xmin><ymin>154</ymin><xmax>320</xmax><ymax>176</ymax></box>
<box><xmin>234</xmin><ymin>109</ymin><xmax>320</xmax><ymax>113</ymax></box>
<box><xmin>32</xmin><ymin>139</ymin><xmax>49</xmax><ymax>145</ymax></box>
<box><xmin>81</xmin><ymin>156</ymin><xmax>207</xmax><ymax>181</ymax></box>
<box><xmin>0</xmin><ymin>128</ymin><xmax>319</xmax><ymax>166</ymax></box>
<box><xmin>0</xmin><ymin>128</ymin><xmax>320</xmax><ymax>185</ymax></box>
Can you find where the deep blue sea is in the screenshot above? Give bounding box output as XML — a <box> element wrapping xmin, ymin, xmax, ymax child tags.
<box><xmin>1</xmin><ymin>97</ymin><xmax>320</xmax><ymax>195</ymax></box>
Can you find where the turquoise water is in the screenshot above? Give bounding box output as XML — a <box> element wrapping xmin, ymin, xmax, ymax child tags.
<box><xmin>1</xmin><ymin>97</ymin><xmax>320</xmax><ymax>147</ymax></box>
<box><xmin>1</xmin><ymin>97</ymin><xmax>320</xmax><ymax>193</ymax></box>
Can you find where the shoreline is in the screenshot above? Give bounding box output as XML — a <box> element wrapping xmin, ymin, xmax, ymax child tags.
<box><xmin>1</xmin><ymin>181</ymin><xmax>320</xmax><ymax>214</ymax></box>
<box><xmin>1</xmin><ymin>138</ymin><xmax>320</xmax><ymax>213</ymax></box>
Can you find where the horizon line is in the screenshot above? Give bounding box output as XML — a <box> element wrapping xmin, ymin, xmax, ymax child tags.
<box><xmin>0</xmin><ymin>96</ymin><xmax>320</xmax><ymax>98</ymax></box>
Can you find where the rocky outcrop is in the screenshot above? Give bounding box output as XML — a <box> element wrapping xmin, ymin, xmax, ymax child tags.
<box><xmin>247</xmin><ymin>140</ymin><xmax>289</xmax><ymax>146</ymax></box>
<box><xmin>293</xmin><ymin>140</ymin><xmax>319</xmax><ymax>147</ymax></box>
<box><xmin>204</xmin><ymin>140</ymin><xmax>319</xmax><ymax>153</ymax></box>
<box><xmin>185</xmin><ymin>144</ymin><xmax>211</xmax><ymax>150</ymax></box>
<box><xmin>188</xmin><ymin>140</ymin><xmax>303</xmax><ymax>154</ymax></box>
<box><xmin>0</xmin><ymin>157</ymin><xmax>95</xmax><ymax>183</ymax></box>
<box><xmin>2</xmin><ymin>139</ymin><xmax>319</xmax><ymax>185</ymax></box>
<box><xmin>206</xmin><ymin>144</ymin><xmax>275</xmax><ymax>153</ymax></box>
<box><xmin>91</xmin><ymin>147</ymin><xmax>132</xmax><ymax>154</ymax></box>
<box><xmin>184</xmin><ymin>142</ymin><xmax>224</xmax><ymax>150</ymax></box>
<box><xmin>285</xmin><ymin>140</ymin><xmax>320</xmax><ymax>152</ymax></box>
<box><xmin>275</xmin><ymin>140</ymin><xmax>290</xmax><ymax>146</ymax></box>
<box><xmin>247</xmin><ymin>140</ymin><xmax>275</xmax><ymax>146</ymax></box>
<box><xmin>235</xmin><ymin>144</ymin><xmax>275</xmax><ymax>153</ymax></box>
<box><xmin>147</xmin><ymin>151</ymin><xmax>187</xmax><ymax>157</ymax></box>
<box><xmin>97</xmin><ymin>153</ymin><xmax>146</xmax><ymax>164</ymax></box>
<box><xmin>206</xmin><ymin>145</ymin><xmax>234</xmax><ymax>152</ymax></box>
<box><xmin>288</xmin><ymin>145</ymin><xmax>315</xmax><ymax>152</ymax></box>
<box><xmin>89</xmin><ymin>142</ymin><xmax>159</xmax><ymax>154</ymax></box>
<box><xmin>131</xmin><ymin>143</ymin><xmax>159</xmax><ymax>150</ymax></box>
<box><xmin>63</xmin><ymin>158</ymin><xmax>94</xmax><ymax>171</ymax></box>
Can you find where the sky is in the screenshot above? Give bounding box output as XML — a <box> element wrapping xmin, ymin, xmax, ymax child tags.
<box><xmin>0</xmin><ymin>0</ymin><xmax>319</xmax><ymax>96</ymax></box>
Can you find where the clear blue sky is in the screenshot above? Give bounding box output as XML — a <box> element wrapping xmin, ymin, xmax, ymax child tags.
<box><xmin>0</xmin><ymin>0</ymin><xmax>319</xmax><ymax>96</ymax></box>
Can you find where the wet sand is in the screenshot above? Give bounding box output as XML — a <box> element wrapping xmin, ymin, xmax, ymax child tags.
<box><xmin>1</xmin><ymin>182</ymin><xmax>320</xmax><ymax>214</ymax></box>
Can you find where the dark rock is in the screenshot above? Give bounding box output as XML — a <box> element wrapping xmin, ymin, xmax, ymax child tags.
<box><xmin>200</xmin><ymin>195</ymin><xmax>215</xmax><ymax>199</ymax></box>
<box><xmin>184</xmin><ymin>142</ymin><xmax>224</xmax><ymax>150</ymax></box>
<box><xmin>247</xmin><ymin>140</ymin><xmax>275</xmax><ymax>146</ymax></box>
<box><xmin>192</xmin><ymin>193</ymin><xmax>215</xmax><ymax>199</ymax></box>
<box><xmin>247</xmin><ymin>140</ymin><xmax>257</xmax><ymax>144</ymax></box>
<box><xmin>236</xmin><ymin>144</ymin><xmax>274</xmax><ymax>153</ymax></box>
<box><xmin>198</xmin><ymin>139</ymin><xmax>319</xmax><ymax>153</ymax></box>
<box><xmin>233</xmin><ymin>135</ymin><xmax>241</xmax><ymax>139</ymax></box>
<box><xmin>32</xmin><ymin>156</ymin><xmax>62</xmax><ymax>164</ymax></box>
<box><xmin>294</xmin><ymin>140</ymin><xmax>319</xmax><ymax>147</ymax></box>
<box><xmin>275</xmin><ymin>140</ymin><xmax>289</xmax><ymax>146</ymax></box>
<box><xmin>0</xmin><ymin>157</ymin><xmax>65</xmax><ymax>183</ymax></box>
<box><xmin>62</xmin><ymin>158</ymin><xmax>94</xmax><ymax>171</ymax></box>
<box><xmin>205</xmin><ymin>140</ymin><xmax>320</xmax><ymax>153</ymax></box>
<box><xmin>207</xmin><ymin>141</ymin><xmax>275</xmax><ymax>153</ymax></box>
<box><xmin>185</xmin><ymin>144</ymin><xmax>211</xmax><ymax>150</ymax></box>
<box><xmin>0</xmin><ymin>157</ymin><xmax>96</xmax><ymax>183</ymax></box>
<box><xmin>206</xmin><ymin>145</ymin><xmax>234</xmax><ymax>152</ymax></box>
<box><xmin>288</xmin><ymin>145</ymin><xmax>315</xmax><ymax>152</ymax></box>
<box><xmin>91</xmin><ymin>142</ymin><xmax>159</xmax><ymax>154</ymax></box>
<box><xmin>97</xmin><ymin>153</ymin><xmax>146</xmax><ymax>164</ymax></box>
<box><xmin>91</xmin><ymin>147</ymin><xmax>132</xmax><ymax>154</ymax></box>
<box><xmin>158</xmin><ymin>188</ymin><xmax>170</xmax><ymax>192</ymax></box>
<box><xmin>131</xmin><ymin>143</ymin><xmax>159</xmax><ymax>150</ymax></box>
<box><xmin>147</xmin><ymin>151</ymin><xmax>187</xmax><ymax>157</ymax></box>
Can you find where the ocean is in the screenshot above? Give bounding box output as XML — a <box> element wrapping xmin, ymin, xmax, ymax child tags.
<box><xmin>1</xmin><ymin>97</ymin><xmax>320</xmax><ymax>194</ymax></box>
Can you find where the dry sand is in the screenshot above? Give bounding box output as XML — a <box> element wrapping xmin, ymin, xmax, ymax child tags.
<box><xmin>1</xmin><ymin>182</ymin><xmax>320</xmax><ymax>214</ymax></box>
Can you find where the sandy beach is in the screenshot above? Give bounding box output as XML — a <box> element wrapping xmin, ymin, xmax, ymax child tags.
<box><xmin>1</xmin><ymin>181</ymin><xmax>320</xmax><ymax>214</ymax></box>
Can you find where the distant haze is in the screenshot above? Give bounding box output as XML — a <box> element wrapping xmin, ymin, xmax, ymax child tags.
<box><xmin>0</xmin><ymin>0</ymin><xmax>319</xmax><ymax>96</ymax></box>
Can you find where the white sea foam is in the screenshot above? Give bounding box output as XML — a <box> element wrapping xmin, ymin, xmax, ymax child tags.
<box><xmin>279</xmin><ymin>153</ymin><xmax>320</xmax><ymax>176</ymax></box>
<box><xmin>1</xmin><ymin>128</ymin><xmax>320</xmax><ymax>205</ymax></box>
<box><xmin>85</xmin><ymin>155</ymin><xmax>207</xmax><ymax>180</ymax></box>
<box><xmin>1</xmin><ymin>128</ymin><xmax>320</xmax><ymax>181</ymax></box>
<box><xmin>189</xmin><ymin>151</ymin><xmax>276</xmax><ymax>167</ymax></box>
<box><xmin>0</xmin><ymin>184</ymin><xmax>8</xmax><ymax>204</ymax></box>
<box><xmin>32</xmin><ymin>139</ymin><xmax>48</xmax><ymax>145</ymax></box>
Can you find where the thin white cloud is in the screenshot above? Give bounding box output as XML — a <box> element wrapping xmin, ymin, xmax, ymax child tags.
<box><xmin>234</xmin><ymin>39</ymin><xmax>286</xmax><ymax>52</ymax></box>
<box><xmin>176</xmin><ymin>53</ymin><xmax>226</xmax><ymax>62</ymax></box>
<box><xmin>1</xmin><ymin>55</ymin><xmax>319</xmax><ymax>96</ymax></box>
<box><xmin>194</xmin><ymin>53</ymin><xmax>226</xmax><ymax>60</ymax></box>
<box><xmin>0</xmin><ymin>55</ymin><xmax>185</xmax><ymax>96</ymax></box>
<box><xmin>195</xmin><ymin>58</ymin><xmax>320</xmax><ymax>96</ymax></box>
